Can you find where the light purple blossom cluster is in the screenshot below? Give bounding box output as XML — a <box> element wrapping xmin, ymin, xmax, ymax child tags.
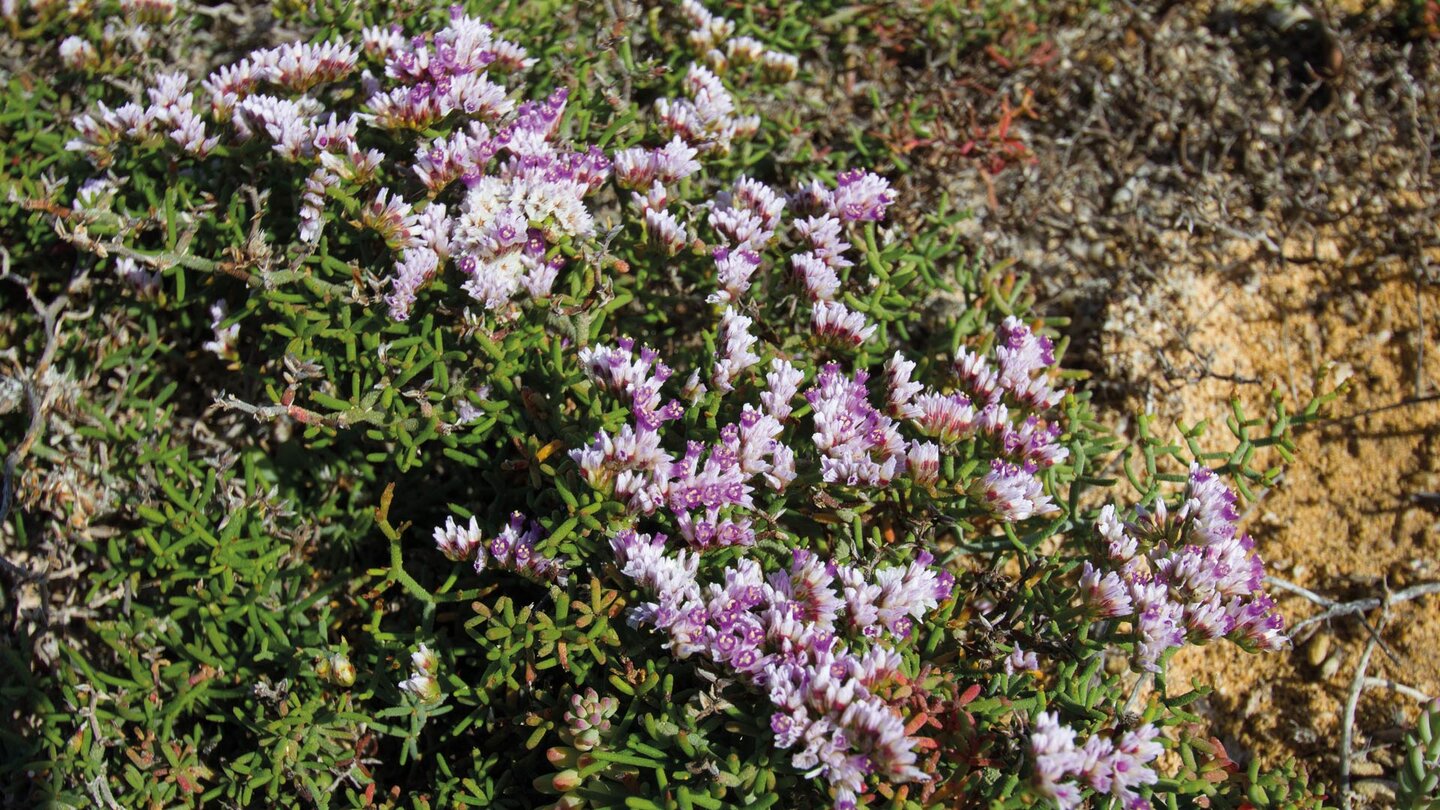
<box><xmin>433</xmin><ymin>511</ymin><xmax>564</xmax><ymax>583</ymax></box>
<box><xmin>712</xmin><ymin>306</ymin><xmax>762</xmax><ymax>392</ymax></box>
<box><xmin>614</xmin><ymin>136</ymin><xmax>702</xmax><ymax>255</ymax></box>
<box><xmin>711</xmin><ymin>176</ymin><xmax>787</xmax><ymax>253</ymax></box>
<box><xmin>981</xmin><ymin>459</ymin><xmax>1057</xmax><ymax>522</ymax></box>
<box><xmin>442</xmin><ymin>89</ymin><xmax>610</xmax><ymax>311</ymax></box>
<box><xmin>612</xmin><ymin>531</ymin><xmax>953</xmax><ymax>809</ymax></box>
<box><xmin>67</xmin><ymin>70</ymin><xmax>220</xmax><ymax>161</ymax></box>
<box><xmin>771</xmin><ymin>172</ymin><xmax>895</xmax><ymax>346</ymax></box>
<box><xmin>660</xmin><ymin>0</ymin><xmax>806</xmax><ymax>155</ymax></box>
<box><xmin>880</xmin><ymin>317</ymin><xmax>1070</xmax><ymax>519</ymax></box>
<box><xmin>1030</xmin><ymin>711</ymin><xmax>1164</xmax><ymax>810</ymax></box>
<box><xmin>201</xmin><ymin>39</ymin><xmax>358</xmax><ymax>113</ymax></box>
<box><xmin>794</xmin><ymin>170</ymin><xmax>897</xmax><ymax>225</ymax></box>
<box><xmin>1077</xmin><ymin>465</ymin><xmax>1287</xmax><ymax>671</ymax></box>
<box><xmin>806</xmin><ymin>364</ymin><xmax>907</xmax><ymax>487</ymax></box>
<box><xmin>613</xmin><ymin>137</ymin><xmax>703</xmax><ymax>191</ymax></box>
<box><xmin>893</xmin><ymin>318</ymin><xmax>1067</xmax><ymax>453</ymax></box>
<box><xmin>65</xmin><ymin>9</ymin><xmax>622</xmax><ymax>324</ymax></box>
<box><xmin>811</xmin><ymin>300</ymin><xmax>878</xmax><ymax>348</ymax></box>
<box><xmin>361</xmin><ymin>14</ymin><xmax>526</xmax><ymax>130</ymax></box>
<box><xmin>656</xmin><ymin>63</ymin><xmax>759</xmax><ymax>156</ymax></box>
<box><xmin>580</xmin><ymin>338</ymin><xmax>685</xmax><ymax>431</ymax></box>
<box><xmin>680</xmin><ymin>0</ymin><xmax>799</xmax><ymax>81</ymax></box>
<box><xmin>570</xmin><ymin>341</ymin><xmax>796</xmax><ymax>549</ymax></box>
<box><xmin>792</xmin><ymin>215</ymin><xmax>852</xmax><ymax>301</ymax></box>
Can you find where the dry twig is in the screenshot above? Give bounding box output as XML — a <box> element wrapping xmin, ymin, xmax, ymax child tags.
<box><xmin>1341</xmin><ymin>606</ymin><xmax>1384</xmax><ymax>809</ymax></box>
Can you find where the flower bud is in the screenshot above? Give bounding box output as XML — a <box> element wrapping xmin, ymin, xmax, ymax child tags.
<box><xmin>411</xmin><ymin>643</ymin><xmax>439</xmax><ymax>675</ymax></box>
<box><xmin>550</xmin><ymin>769</ymin><xmax>581</xmax><ymax>793</ymax></box>
<box><xmin>329</xmin><ymin>653</ymin><xmax>355</xmax><ymax>687</ymax></box>
<box><xmin>399</xmin><ymin>673</ymin><xmax>441</xmax><ymax>703</ymax></box>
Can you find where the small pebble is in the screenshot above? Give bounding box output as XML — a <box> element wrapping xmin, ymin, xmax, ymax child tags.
<box><xmin>1319</xmin><ymin>650</ymin><xmax>1343</xmax><ymax>681</ymax></box>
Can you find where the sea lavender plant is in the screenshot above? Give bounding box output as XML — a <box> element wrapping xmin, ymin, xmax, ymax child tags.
<box><xmin>7</xmin><ymin>1</ymin><xmax>1335</xmax><ymax>808</ymax></box>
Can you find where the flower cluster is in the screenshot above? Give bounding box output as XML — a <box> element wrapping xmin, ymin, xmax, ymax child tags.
<box><xmin>571</xmin><ymin>314</ymin><xmax>807</xmax><ymax>548</ymax></box>
<box><xmin>613</xmin><ymin>532</ymin><xmax>953</xmax><ymax>809</ymax></box>
<box><xmin>361</xmin><ymin>13</ymin><xmax>526</xmax><ymax>130</ymax></box>
<box><xmin>792</xmin><ymin>215</ymin><xmax>851</xmax><ymax>301</ymax></box>
<box><xmin>656</xmin><ymin>0</ymin><xmax>809</xmax><ymax>155</ymax></box>
<box><xmin>680</xmin><ymin>0</ymin><xmax>798</xmax><ymax>80</ymax></box>
<box><xmin>65</xmin><ymin>8</ymin><xmax>614</xmax><ymax>324</ymax></box>
<box><xmin>1077</xmin><ymin>465</ymin><xmax>1288</xmax><ymax>671</ymax></box>
<box><xmin>712</xmin><ymin>306</ymin><xmax>761</xmax><ymax>392</ymax></box>
<box><xmin>806</xmin><ymin>363</ymin><xmax>907</xmax><ymax>487</ymax></box>
<box><xmin>433</xmin><ymin>512</ymin><xmax>564</xmax><ymax>583</ymax></box>
<box><xmin>797</xmin><ymin>170</ymin><xmax>897</xmax><ymax>224</ymax></box>
<box><xmin>1030</xmin><ymin>711</ymin><xmax>1164</xmax><ymax>809</ymax></box>
<box><xmin>67</xmin><ymin>70</ymin><xmax>219</xmax><ymax>162</ymax></box>
<box><xmin>656</xmin><ymin>63</ymin><xmax>758</xmax><ymax>156</ymax></box>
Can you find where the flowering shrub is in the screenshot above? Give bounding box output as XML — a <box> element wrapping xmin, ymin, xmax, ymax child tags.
<box><xmin>0</xmin><ymin>1</ymin><xmax>1340</xmax><ymax>808</ymax></box>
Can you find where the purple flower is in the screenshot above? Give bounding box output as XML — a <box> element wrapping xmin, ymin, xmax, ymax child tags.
<box><xmin>656</xmin><ymin>63</ymin><xmax>757</xmax><ymax>155</ymax></box>
<box><xmin>384</xmin><ymin>247</ymin><xmax>439</xmax><ymax>321</ymax></box>
<box><xmin>711</xmin><ymin>176</ymin><xmax>786</xmax><ymax>251</ymax></box>
<box><xmin>1029</xmin><ymin>712</ymin><xmax>1162</xmax><ymax>809</ymax></box>
<box><xmin>712</xmin><ymin>306</ymin><xmax>761</xmax><ymax>393</ymax></box>
<box><xmin>1079</xmin><ymin>561</ymin><xmax>1133</xmax><ymax>618</ymax></box>
<box><xmin>995</xmin><ymin>316</ymin><xmax>1063</xmax><ymax>409</ymax></box>
<box><xmin>614</xmin><ymin>531</ymin><xmax>947</xmax><ymax>799</ymax></box>
<box><xmin>811</xmin><ymin>300</ymin><xmax>875</xmax><ymax>348</ymax></box>
<box><xmin>981</xmin><ymin>459</ymin><xmax>1057</xmax><ymax>521</ymax></box>
<box><xmin>953</xmin><ymin>347</ymin><xmax>1002</xmax><ymax>406</ymax></box>
<box><xmin>1134</xmin><ymin>599</ymin><xmax>1186</xmax><ymax>670</ymax></box>
<box><xmin>884</xmin><ymin>352</ymin><xmax>924</xmax><ymax>419</ymax></box>
<box><xmin>711</xmin><ymin>248</ymin><xmax>762</xmax><ymax>302</ymax></box>
<box><xmin>806</xmin><ymin>364</ymin><xmax>906</xmax><ymax>487</ymax></box>
<box><xmin>433</xmin><ymin>515</ymin><xmax>485</xmax><ymax>563</ymax></box>
<box><xmin>761</xmin><ymin>359</ymin><xmax>804</xmax><ymax>421</ymax></box>
<box><xmin>827</xmin><ymin>169</ymin><xmax>896</xmax><ymax>222</ymax></box>
<box><xmin>486</xmin><ymin>513</ymin><xmax>564</xmax><ymax>582</ymax></box>
<box><xmin>1183</xmin><ymin>464</ymin><xmax>1241</xmax><ymax>546</ymax></box>
<box><xmin>1098</xmin><ymin>504</ymin><xmax>1138</xmax><ymax>562</ymax></box>
<box><xmin>1227</xmin><ymin>594</ymin><xmax>1289</xmax><ymax>651</ymax></box>
<box><xmin>912</xmin><ymin>392</ymin><xmax>978</xmax><ymax>443</ymax></box>
<box><xmin>906</xmin><ymin>441</ymin><xmax>940</xmax><ymax>485</ymax></box>
<box><xmin>654</xmin><ymin>136</ymin><xmax>702</xmax><ymax>182</ymax></box>
<box><xmin>792</xmin><ymin>251</ymin><xmax>841</xmax><ymax>301</ymax></box>
<box><xmin>794</xmin><ymin>215</ymin><xmax>854</xmax><ymax>269</ymax></box>
<box><xmin>645</xmin><ymin>208</ymin><xmax>688</xmax><ymax>255</ymax></box>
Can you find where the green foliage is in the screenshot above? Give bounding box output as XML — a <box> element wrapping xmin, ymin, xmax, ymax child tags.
<box><xmin>1398</xmin><ymin>700</ymin><xmax>1440</xmax><ymax>809</ymax></box>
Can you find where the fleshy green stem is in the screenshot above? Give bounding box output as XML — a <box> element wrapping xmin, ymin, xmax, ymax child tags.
<box><xmin>375</xmin><ymin>483</ymin><xmax>435</xmax><ymax>605</ymax></box>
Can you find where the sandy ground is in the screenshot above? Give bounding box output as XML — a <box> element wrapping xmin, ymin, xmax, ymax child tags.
<box><xmin>1117</xmin><ymin>220</ymin><xmax>1440</xmax><ymax>801</ymax></box>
